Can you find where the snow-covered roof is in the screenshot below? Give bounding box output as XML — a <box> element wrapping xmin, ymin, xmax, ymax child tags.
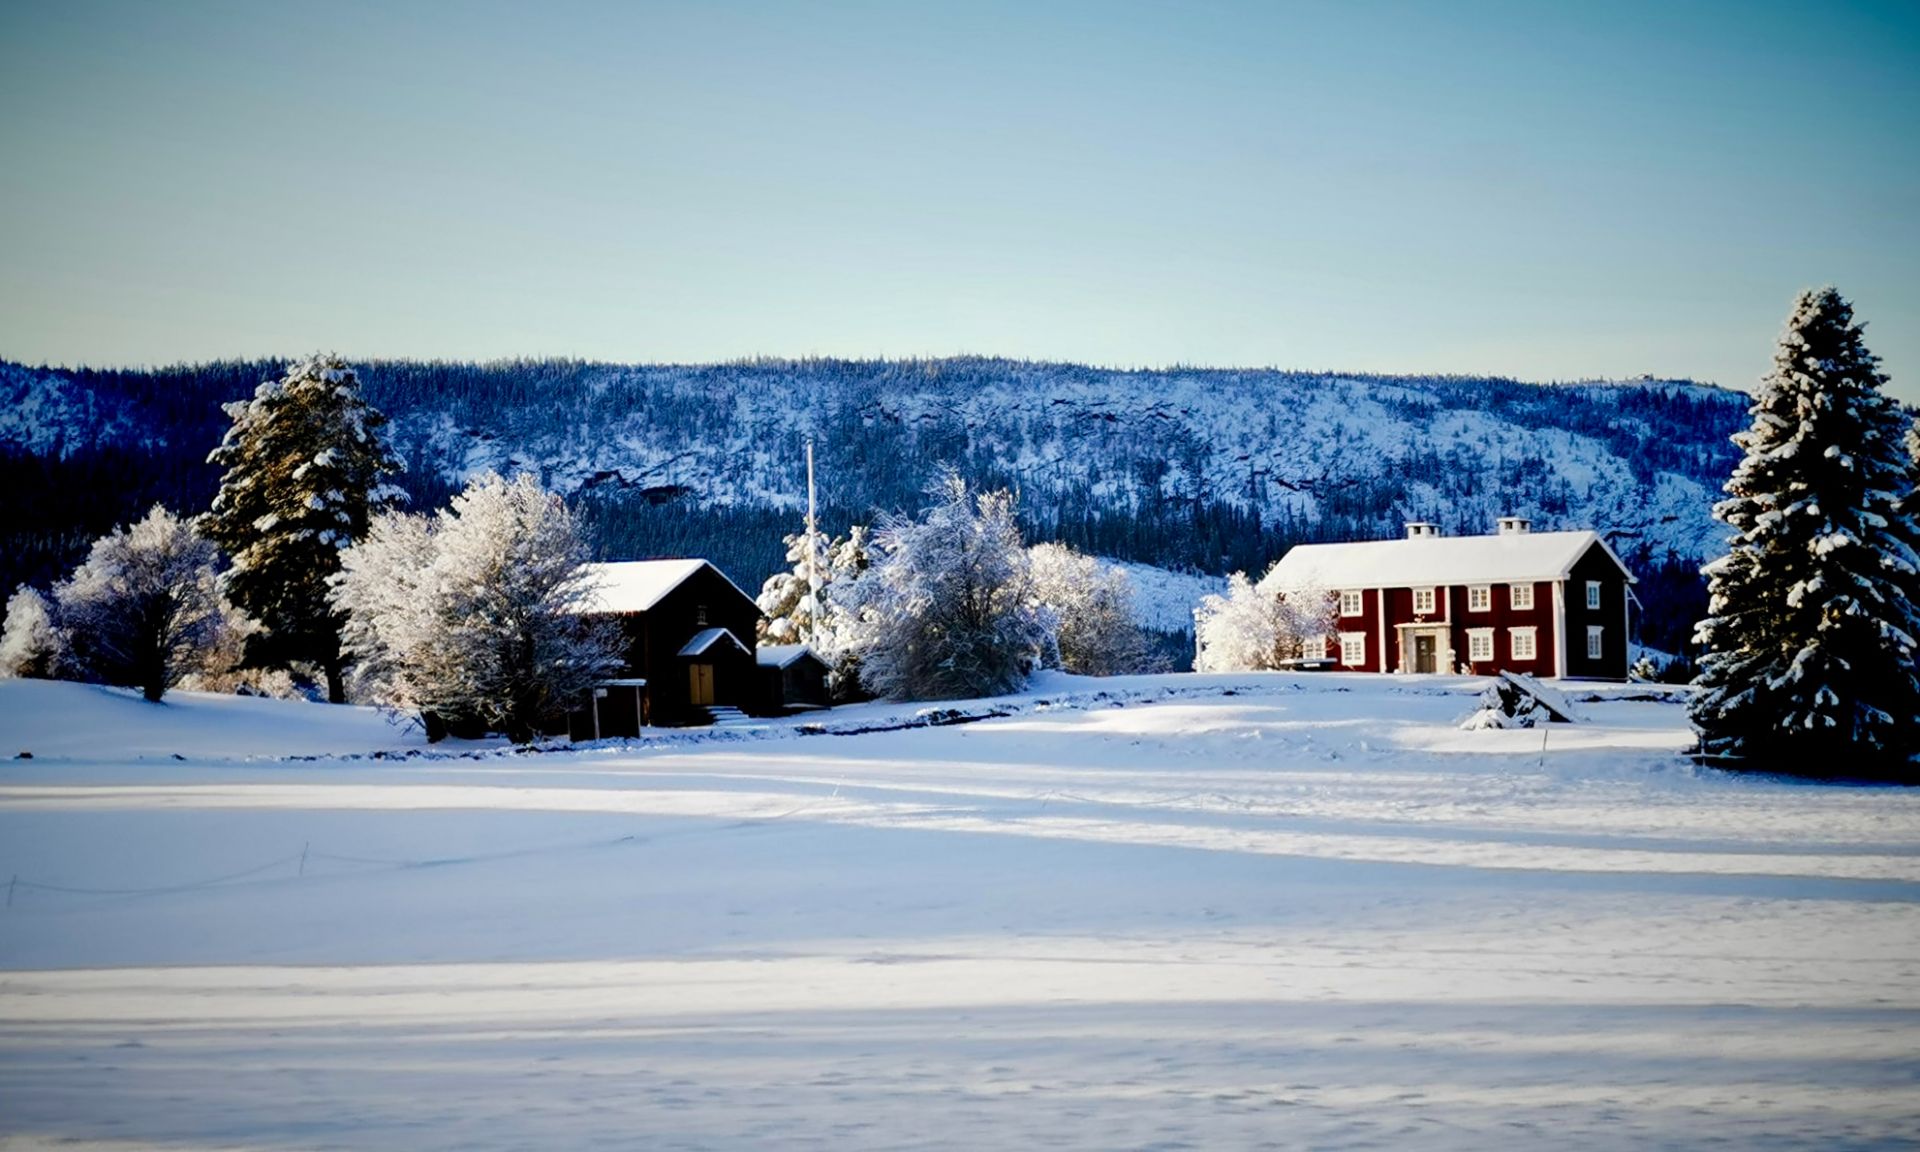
<box><xmin>755</xmin><ymin>643</ymin><xmax>819</xmax><ymax>669</ymax></box>
<box><xmin>578</xmin><ymin>559</ymin><xmax>755</xmax><ymax>615</ymax></box>
<box><xmin>678</xmin><ymin>627</ymin><xmax>751</xmax><ymax>658</ymax></box>
<box><xmin>1264</xmin><ymin>530</ymin><xmax>1636</xmax><ymax>591</ymax></box>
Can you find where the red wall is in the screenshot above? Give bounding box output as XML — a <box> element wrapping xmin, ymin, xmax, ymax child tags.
<box><xmin>1448</xmin><ymin>580</ymin><xmax>1557</xmax><ymax>676</ymax></box>
<box><xmin>1322</xmin><ymin>581</ymin><xmax>1558</xmax><ymax>675</ymax></box>
<box><xmin>1322</xmin><ymin>587</ymin><xmax>1384</xmax><ymax>672</ymax></box>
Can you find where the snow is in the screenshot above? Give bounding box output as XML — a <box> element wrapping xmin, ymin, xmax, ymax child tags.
<box><xmin>1268</xmin><ymin>528</ymin><xmax>1634</xmax><ymax>591</ymax></box>
<box><xmin>1106</xmin><ymin>559</ymin><xmax>1226</xmax><ymax>632</ymax></box>
<box><xmin>0</xmin><ymin>679</ymin><xmax>467</xmax><ymax>760</ymax></box>
<box><xmin>677</xmin><ymin>626</ymin><xmax>749</xmax><ymax>657</ymax></box>
<box><xmin>755</xmin><ymin>642</ymin><xmax>813</xmax><ymax>668</ymax></box>
<box><xmin>1</xmin><ymin>673</ymin><xmax>1917</xmax><ymax>1149</ymax></box>
<box><xmin>579</xmin><ymin>558</ymin><xmax>752</xmax><ymax>614</ymax></box>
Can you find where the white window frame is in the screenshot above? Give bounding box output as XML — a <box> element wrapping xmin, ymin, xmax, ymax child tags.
<box><xmin>1467</xmin><ymin>585</ymin><xmax>1491</xmax><ymax>612</ymax></box>
<box><xmin>1510</xmin><ymin>626</ymin><xmax>1537</xmax><ymax>661</ymax></box>
<box><xmin>1586</xmin><ymin>581</ymin><xmax>1602</xmax><ymax>610</ymax></box>
<box><xmin>1338</xmin><ymin>589</ymin><xmax>1364</xmax><ymax>618</ymax></box>
<box><xmin>1412</xmin><ymin>587</ymin><xmax>1436</xmax><ymax>615</ymax></box>
<box><xmin>1467</xmin><ymin>628</ymin><xmax>1494</xmax><ymax>662</ymax></box>
<box><xmin>1509</xmin><ymin>583</ymin><xmax>1534</xmax><ymax>611</ymax></box>
<box><xmin>1339</xmin><ymin>632</ymin><xmax>1367</xmax><ymax>667</ymax></box>
<box><xmin>1587</xmin><ymin>625</ymin><xmax>1604</xmax><ymax>659</ymax></box>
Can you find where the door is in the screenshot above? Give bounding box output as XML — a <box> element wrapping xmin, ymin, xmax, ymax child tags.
<box><xmin>688</xmin><ymin>663</ymin><xmax>715</xmax><ymax>706</ymax></box>
<box><xmin>1413</xmin><ymin>634</ymin><xmax>1437</xmax><ymax>674</ymax></box>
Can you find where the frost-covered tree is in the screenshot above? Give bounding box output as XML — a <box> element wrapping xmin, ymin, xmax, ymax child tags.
<box><xmin>1690</xmin><ymin>288</ymin><xmax>1920</xmax><ymax>776</ymax></box>
<box><xmin>804</xmin><ymin>525</ymin><xmax>876</xmax><ymax>701</ymax></box>
<box><xmin>205</xmin><ymin>354</ymin><xmax>404</xmax><ymax>704</ymax></box>
<box><xmin>53</xmin><ymin>506</ymin><xmax>245</xmax><ymax>701</ymax></box>
<box><xmin>1193</xmin><ymin>567</ymin><xmax>1335</xmax><ymax>673</ymax></box>
<box><xmin>1029</xmin><ymin>542</ymin><xmax>1147</xmax><ymax>676</ymax></box>
<box><xmin>845</xmin><ymin>474</ymin><xmax>1052</xmax><ymax>700</ymax></box>
<box><xmin>757</xmin><ymin>525</ymin><xmax>831</xmax><ymax>646</ymax></box>
<box><xmin>332</xmin><ymin>472</ymin><xmax>622</xmax><ymax>743</ymax></box>
<box><xmin>0</xmin><ymin>585</ymin><xmax>63</xmax><ymax>680</ymax></box>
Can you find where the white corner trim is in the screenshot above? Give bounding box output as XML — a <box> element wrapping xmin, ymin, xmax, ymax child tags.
<box><xmin>1552</xmin><ymin>580</ymin><xmax>1567</xmax><ymax>678</ymax></box>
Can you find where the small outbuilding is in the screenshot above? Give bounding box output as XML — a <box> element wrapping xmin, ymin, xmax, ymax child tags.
<box><xmin>756</xmin><ymin>644</ymin><xmax>832</xmax><ymax>714</ymax></box>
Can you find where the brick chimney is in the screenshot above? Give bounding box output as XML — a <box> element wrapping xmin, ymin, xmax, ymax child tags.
<box><xmin>1497</xmin><ymin>516</ymin><xmax>1531</xmax><ymax>536</ymax></box>
<box><xmin>1405</xmin><ymin>522</ymin><xmax>1440</xmax><ymax>539</ymax></box>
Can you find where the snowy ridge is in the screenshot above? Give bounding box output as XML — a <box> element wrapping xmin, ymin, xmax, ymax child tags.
<box><xmin>389</xmin><ymin>363</ymin><xmax>1736</xmax><ymax>560</ymax></box>
<box><xmin>0</xmin><ymin>358</ymin><xmax>1747</xmax><ymax>573</ymax></box>
<box><xmin>1108</xmin><ymin>560</ymin><xmax>1228</xmax><ymax>632</ymax></box>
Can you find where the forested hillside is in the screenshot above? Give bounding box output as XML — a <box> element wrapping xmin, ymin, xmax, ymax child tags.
<box><xmin>0</xmin><ymin>357</ymin><xmax>1751</xmax><ymax>654</ymax></box>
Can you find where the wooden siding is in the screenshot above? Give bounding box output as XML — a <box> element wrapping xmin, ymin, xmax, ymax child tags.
<box><xmin>1562</xmin><ymin>543</ymin><xmax>1631</xmax><ymax>679</ymax></box>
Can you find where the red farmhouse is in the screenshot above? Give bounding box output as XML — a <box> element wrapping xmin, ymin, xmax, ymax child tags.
<box><xmin>1268</xmin><ymin>517</ymin><xmax>1637</xmax><ymax>680</ymax></box>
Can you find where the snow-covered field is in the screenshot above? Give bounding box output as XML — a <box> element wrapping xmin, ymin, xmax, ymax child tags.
<box><xmin>2</xmin><ymin>674</ymin><xmax>1917</xmax><ymax>1150</ymax></box>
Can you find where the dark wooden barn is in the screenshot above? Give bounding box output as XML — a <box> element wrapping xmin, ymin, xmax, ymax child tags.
<box><xmin>568</xmin><ymin>558</ymin><xmax>765</xmax><ymax>732</ymax></box>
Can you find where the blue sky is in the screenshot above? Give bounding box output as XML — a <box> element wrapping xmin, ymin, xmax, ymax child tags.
<box><xmin>2</xmin><ymin>0</ymin><xmax>1915</xmax><ymax>398</ymax></box>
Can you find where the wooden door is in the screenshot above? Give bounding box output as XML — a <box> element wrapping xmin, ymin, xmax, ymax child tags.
<box><xmin>1413</xmin><ymin>634</ymin><xmax>1437</xmax><ymax>674</ymax></box>
<box><xmin>688</xmin><ymin>663</ymin><xmax>715</xmax><ymax>706</ymax></box>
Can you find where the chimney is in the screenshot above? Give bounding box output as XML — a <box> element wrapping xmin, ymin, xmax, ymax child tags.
<box><xmin>1497</xmin><ymin>516</ymin><xmax>1531</xmax><ymax>536</ymax></box>
<box><xmin>1405</xmin><ymin>522</ymin><xmax>1440</xmax><ymax>539</ymax></box>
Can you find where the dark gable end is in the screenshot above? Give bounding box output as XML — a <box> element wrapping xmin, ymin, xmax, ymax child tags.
<box><xmin>1563</xmin><ymin>541</ymin><xmax>1633</xmax><ymax>679</ymax></box>
<box><xmin>581</xmin><ymin>560</ymin><xmax>766</xmax><ymax>728</ymax></box>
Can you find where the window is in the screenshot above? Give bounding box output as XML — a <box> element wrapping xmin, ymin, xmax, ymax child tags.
<box><xmin>696</xmin><ymin>603</ymin><xmax>709</xmax><ymax>626</ymax></box>
<box><xmin>1509</xmin><ymin>583</ymin><xmax>1534</xmax><ymax>611</ymax></box>
<box><xmin>1587</xmin><ymin>625</ymin><xmax>1604</xmax><ymax>659</ymax></box>
<box><xmin>1338</xmin><ymin>589</ymin><xmax>1364</xmax><ymax>617</ymax></box>
<box><xmin>1586</xmin><ymin>581</ymin><xmax>1602</xmax><ymax>610</ymax></box>
<box><xmin>1467</xmin><ymin>628</ymin><xmax>1494</xmax><ymax>662</ymax></box>
<box><xmin>1339</xmin><ymin>632</ymin><xmax>1366</xmax><ymax>667</ymax></box>
<box><xmin>1468</xmin><ymin>585</ymin><xmax>1491</xmax><ymax>612</ymax></box>
<box><xmin>1412</xmin><ymin>587</ymin><xmax>1436</xmax><ymax>615</ymax></box>
<box><xmin>1510</xmin><ymin>626</ymin><xmax>1537</xmax><ymax>661</ymax></box>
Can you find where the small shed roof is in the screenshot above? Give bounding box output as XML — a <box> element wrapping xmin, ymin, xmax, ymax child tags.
<box><xmin>578</xmin><ymin>559</ymin><xmax>757</xmax><ymax>615</ymax></box>
<box><xmin>678</xmin><ymin>627</ymin><xmax>751</xmax><ymax>658</ymax></box>
<box><xmin>756</xmin><ymin>643</ymin><xmax>822</xmax><ymax>669</ymax></box>
<box><xmin>1265</xmin><ymin>529</ymin><xmax>1635</xmax><ymax>592</ymax></box>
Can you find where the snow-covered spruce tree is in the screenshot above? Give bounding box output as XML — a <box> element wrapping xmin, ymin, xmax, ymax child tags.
<box><xmin>847</xmin><ymin>474</ymin><xmax>1052</xmax><ymax>701</ymax></box>
<box><xmin>53</xmin><ymin>506</ymin><xmax>245</xmax><ymax>702</ymax></box>
<box><xmin>757</xmin><ymin>525</ymin><xmax>831</xmax><ymax>646</ymax></box>
<box><xmin>1029</xmin><ymin>542</ymin><xmax>1148</xmax><ymax>676</ymax></box>
<box><xmin>332</xmin><ymin>472</ymin><xmax>622</xmax><ymax>743</ymax></box>
<box><xmin>205</xmin><ymin>354</ymin><xmax>404</xmax><ymax>704</ymax></box>
<box><xmin>813</xmin><ymin>525</ymin><xmax>875</xmax><ymax>700</ymax></box>
<box><xmin>1192</xmin><ymin>568</ymin><xmax>1334</xmax><ymax>673</ymax></box>
<box><xmin>1690</xmin><ymin>288</ymin><xmax>1920</xmax><ymax>777</ymax></box>
<box><xmin>0</xmin><ymin>585</ymin><xmax>63</xmax><ymax>679</ymax></box>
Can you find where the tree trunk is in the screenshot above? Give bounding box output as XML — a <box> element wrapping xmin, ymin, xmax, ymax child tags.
<box><xmin>324</xmin><ymin>655</ymin><xmax>347</xmax><ymax>704</ymax></box>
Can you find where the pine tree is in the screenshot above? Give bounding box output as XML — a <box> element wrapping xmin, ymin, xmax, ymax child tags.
<box><xmin>756</xmin><ymin>526</ymin><xmax>830</xmax><ymax>645</ymax></box>
<box><xmin>1690</xmin><ymin>288</ymin><xmax>1920</xmax><ymax>777</ymax></box>
<box><xmin>814</xmin><ymin>525</ymin><xmax>874</xmax><ymax>700</ymax></box>
<box><xmin>205</xmin><ymin>354</ymin><xmax>404</xmax><ymax>703</ymax></box>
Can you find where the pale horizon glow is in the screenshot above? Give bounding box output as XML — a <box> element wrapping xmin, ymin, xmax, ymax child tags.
<box><xmin>1</xmin><ymin>0</ymin><xmax>1915</xmax><ymax>400</ymax></box>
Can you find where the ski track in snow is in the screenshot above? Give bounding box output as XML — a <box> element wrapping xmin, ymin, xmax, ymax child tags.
<box><xmin>0</xmin><ymin>673</ymin><xmax>1916</xmax><ymax>1150</ymax></box>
